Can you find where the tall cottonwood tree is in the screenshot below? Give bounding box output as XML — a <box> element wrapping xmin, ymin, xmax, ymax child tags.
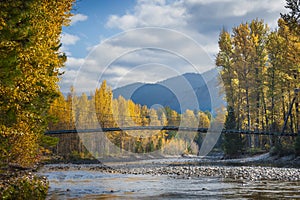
<box><xmin>217</xmin><ymin>0</ymin><xmax>300</xmax><ymax>154</ymax></box>
<box><xmin>217</xmin><ymin>19</ymin><xmax>269</xmax><ymax>148</ymax></box>
<box><xmin>216</xmin><ymin>29</ymin><xmax>238</xmax><ymax>125</ymax></box>
<box><xmin>265</xmin><ymin>0</ymin><xmax>299</xmax><ymax>134</ymax></box>
<box><xmin>266</xmin><ymin>31</ymin><xmax>289</xmax><ymax>132</ymax></box>
<box><xmin>0</xmin><ymin>0</ymin><xmax>74</xmax><ymax>167</ymax></box>
<box><xmin>279</xmin><ymin>0</ymin><xmax>300</xmax><ymax>133</ymax></box>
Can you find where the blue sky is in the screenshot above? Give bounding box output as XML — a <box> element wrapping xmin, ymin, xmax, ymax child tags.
<box><xmin>60</xmin><ymin>0</ymin><xmax>287</xmax><ymax>94</ymax></box>
<box><xmin>62</xmin><ymin>0</ymin><xmax>136</xmax><ymax>57</ymax></box>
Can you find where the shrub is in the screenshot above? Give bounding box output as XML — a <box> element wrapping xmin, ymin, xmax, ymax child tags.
<box><xmin>270</xmin><ymin>141</ymin><xmax>294</xmax><ymax>157</ymax></box>
<box><xmin>294</xmin><ymin>135</ymin><xmax>300</xmax><ymax>156</ymax></box>
<box><xmin>0</xmin><ymin>174</ymin><xmax>48</xmax><ymax>200</ymax></box>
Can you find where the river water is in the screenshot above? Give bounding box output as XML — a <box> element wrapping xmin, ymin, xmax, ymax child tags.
<box><xmin>40</xmin><ymin>164</ymin><xmax>300</xmax><ymax>199</ymax></box>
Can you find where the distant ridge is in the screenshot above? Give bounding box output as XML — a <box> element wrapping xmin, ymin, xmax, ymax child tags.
<box><xmin>113</xmin><ymin>68</ymin><xmax>225</xmax><ymax>113</ymax></box>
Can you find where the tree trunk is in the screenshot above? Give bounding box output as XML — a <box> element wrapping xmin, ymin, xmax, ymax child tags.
<box><xmin>245</xmin><ymin>86</ymin><xmax>252</xmax><ymax>148</ymax></box>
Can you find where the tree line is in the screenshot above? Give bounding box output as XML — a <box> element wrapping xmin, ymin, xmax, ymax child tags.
<box><xmin>217</xmin><ymin>0</ymin><xmax>299</xmax><ymax>156</ymax></box>
<box><xmin>48</xmin><ymin>80</ymin><xmax>211</xmax><ymax>156</ymax></box>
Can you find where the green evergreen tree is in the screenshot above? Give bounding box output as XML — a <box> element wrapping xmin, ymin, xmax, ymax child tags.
<box><xmin>222</xmin><ymin>106</ymin><xmax>244</xmax><ymax>157</ymax></box>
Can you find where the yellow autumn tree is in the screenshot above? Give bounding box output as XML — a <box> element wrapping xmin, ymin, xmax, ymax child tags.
<box><xmin>95</xmin><ymin>80</ymin><xmax>114</xmax><ymax>128</ymax></box>
<box><xmin>48</xmin><ymin>92</ymin><xmax>70</xmax><ymax>130</ymax></box>
<box><xmin>0</xmin><ymin>0</ymin><xmax>74</xmax><ymax>167</ymax></box>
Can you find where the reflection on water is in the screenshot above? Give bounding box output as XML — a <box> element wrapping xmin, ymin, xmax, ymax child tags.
<box><xmin>41</xmin><ymin>168</ymin><xmax>300</xmax><ymax>199</ymax></box>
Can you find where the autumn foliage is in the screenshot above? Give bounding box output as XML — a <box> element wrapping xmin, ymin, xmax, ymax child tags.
<box><xmin>217</xmin><ymin>0</ymin><xmax>299</xmax><ymax>154</ymax></box>
<box><xmin>0</xmin><ymin>0</ymin><xmax>74</xmax><ymax>167</ymax></box>
<box><xmin>48</xmin><ymin>81</ymin><xmax>211</xmax><ymax>156</ymax></box>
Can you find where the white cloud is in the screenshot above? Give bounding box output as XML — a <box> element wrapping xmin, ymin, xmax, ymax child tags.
<box><xmin>62</xmin><ymin>0</ymin><xmax>289</xmax><ymax>94</ymax></box>
<box><xmin>185</xmin><ymin>0</ymin><xmax>286</xmax><ymax>18</ymax></box>
<box><xmin>71</xmin><ymin>28</ymin><xmax>214</xmax><ymax>93</ymax></box>
<box><xmin>107</xmin><ymin>15</ymin><xmax>139</xmax><ymax>30</ymax></box>
<box><xmin>59</xmin><ymin>69</ymin><xmax>97</xmax><ymax>94</ymax></box>
<box><xmin>107</xmin><ymin>0</ymin><xmax>286</xmax><ymax>30</ymax></box>
<box><xmin>105</xmin><ymin>0</ymin><xmax>287</xmax><ymax>56</ymax></box>
<box><xmin>70</xmin><ymin>13</ymin><xmax>88</xmax><ymax>25</ymax></box>
<box><xmin>61</xmin><ymin>33</ymin><xmax>80</xmax><ymax>45</ymax></box>
<box><xmin>186</xmin><ymin>0</ymin><xmax>233</xmax><ymax>4</ymax></box>
<box><xmin>106</xmin><ymin>0</ymin><xmax>188</xmax><ymax>30</ymax></box>
<box><xmin>108</xmin><ymin>63</ymin><xmax>187</xmax><ymax>89</ymax></box>
<box><xmin>66</xmin><ymin>57</ymin><xmax>85</xmax><ymax>69</ymax></box>
<box><xmin>229</xmin><ymin>0</ymin><xmax>286</xmax><ymax>17</ymax></box>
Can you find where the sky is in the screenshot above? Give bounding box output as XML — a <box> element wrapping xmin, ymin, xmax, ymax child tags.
<box><xmin>60</xmin><ymin>0</ymin><xmax>288</xmax><ymax>94</ymax></box>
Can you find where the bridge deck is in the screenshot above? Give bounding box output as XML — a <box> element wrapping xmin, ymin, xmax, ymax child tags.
<box><xmin>45</xmin><ymin>126</ymin><xmax>297</xmax><ymax>136</ymax></box>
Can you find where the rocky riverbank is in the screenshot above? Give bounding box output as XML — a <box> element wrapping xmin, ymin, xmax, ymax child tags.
<box><xmin>116</xmin><ymin>165</ymin><xmax>300</xmax><ymax>181</ymax></box>
<box><xmin>40</xmin><ymin>154</ymin><xmax>300</xmax><ymax>182</ymax></box>
<box><xmin>41</xmin><ymin>163</ymin><xmax>300</xmax><ymax>181</ymax></box>
<box><xmin>217</xmin><ymin>153</ymin><xmax>300</xmax><ymax>167</ymax></box>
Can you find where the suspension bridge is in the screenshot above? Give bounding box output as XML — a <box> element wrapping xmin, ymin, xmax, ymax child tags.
<box><xmin>45</xmin><ymin>99</ymin><xmax>299</xmax><ymax>156</ymax></box>
<box><xmin>45</xmin><ymin>126</ymin><xmax>297</xmax><ymax>137</ymax></box>
<box><xmin>46</xmin><ymin>89</ymin><xmax>299</xmax><ymax>137</ymax></box>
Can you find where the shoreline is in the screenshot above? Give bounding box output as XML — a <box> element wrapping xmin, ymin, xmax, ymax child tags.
<box><xmin>39</xmin><ymin>153</ymin><xmax>300</xmax><ymax>182</ymax></box>
<box><xmin>43</xmin><ymin>152</ymin><xmax>300</xmax><ymax>168</ymax></box>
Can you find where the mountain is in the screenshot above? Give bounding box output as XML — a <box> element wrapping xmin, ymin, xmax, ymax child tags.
<box><xmin>113</xmin><ymin>68</ymin><xmax>225</xmax><ymax>114</ymax></box>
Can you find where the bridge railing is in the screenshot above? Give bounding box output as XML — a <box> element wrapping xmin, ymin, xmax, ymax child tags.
<box><xmin>45</xmin><ymin>126</ymin><xmax>297</xmax><ymax>136</ymax></box>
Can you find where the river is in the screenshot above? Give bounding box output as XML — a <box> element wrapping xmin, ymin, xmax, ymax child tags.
<box><xmin>40</xmin><ymin>162</ymin><xmax>300</xmax><ymax>199</ymax></box>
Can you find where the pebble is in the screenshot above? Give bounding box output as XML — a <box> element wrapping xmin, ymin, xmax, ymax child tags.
<box><xmin>41</xmin><ymin>163</ymin><xmax>300</xmax><ymax>182</ymax></box>
<box><xmin>116</xmin><ymin>165</ymin><xmax>300</xmax><ymax>182</ymax></box>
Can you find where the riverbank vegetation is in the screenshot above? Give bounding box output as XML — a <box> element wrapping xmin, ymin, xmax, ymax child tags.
<box><xmin>0</xmin><ymin>0</ymin><xmax>74</xmax><ymax>198</ymax></box>
<box><xmin>217</xmin><ymin>0</ymin><xmax>299</xmax><ymax>157</ymax></box>
<box><xmin>0</xmin><ymin>170</ymin><xmax>48</xmax><ymax>200</ymax></box>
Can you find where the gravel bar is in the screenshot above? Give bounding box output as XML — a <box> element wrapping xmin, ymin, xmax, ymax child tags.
<box><xmin>42</xmin><ymin>164</ymin><xmax>300</xmax><ymax>182</ymax></box>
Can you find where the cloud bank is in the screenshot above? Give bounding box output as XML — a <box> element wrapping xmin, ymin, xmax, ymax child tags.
<box><xmin>60</xmin><ymin>0</ymin><xmax>287</xmax><ymax>94</ymax></box>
